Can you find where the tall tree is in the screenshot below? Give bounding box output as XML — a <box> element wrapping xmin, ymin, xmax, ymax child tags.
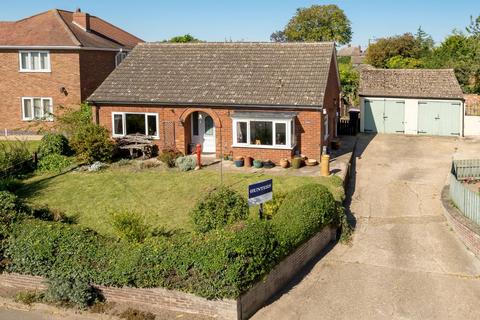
<box><xmin>272</xmin><ymin>4</ymin><xmax>352</xmax><ymax>44</ymax></box>
<box><xmin>365</xmin><ymin>33</ymin><xmax>423</xmax><ymax>68</ymax></box>
<box><xmin>415</xmin><ymin>26</ymin><xmax>434</xmax><ymax>54</ymax></box>
<box><xmin>466</xmin><ymin>15</ymin><xmax>480</xmax><ymax>37</ymax></box>
<box><xmin>270</xmin><ymin>31</ymin><xmax>286</xmax><ymax>42</ymax></box>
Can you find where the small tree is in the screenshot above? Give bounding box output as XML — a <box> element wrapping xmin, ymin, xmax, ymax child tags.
<box><xmin>339</xmin><ymin>61</ymin><xmax>359</xmax><ymax>107</ymax></box>
<box><xmin>167</xmin><ymin>34</ymin><xmax>201</xmax><ymax>43</ymax></box>
<box><xmin>276</xmin><ymin>4</ymin><xmax>352</xmax><ymax>44</ymax></box>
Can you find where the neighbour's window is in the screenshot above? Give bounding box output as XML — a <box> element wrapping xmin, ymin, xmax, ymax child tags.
<box><xmin>112</xmin><ymin>112</ymin><xmax>159</xmax><ymax>138</ymax></box>
<box><xmin>115</xmin><ymin>50</ymin><xmax>128</xmax><ymax>67</ymax></box>
<box><xmin>204</xmin><ymin>116</ymin><xmax>214</xmax><ymax>136</ymax></box>
<box><xmin>232</xmin><ymin>118</ymin><xmax>295</xmax><ymax>148</ymax></box>
<box><xmin>324</xmin><ymin>114</ymin><xmax>329</xmax><ymax>140</ymax></box>
<box><xmin>19</xmin><ymin>51</ymin><xmax>50</xmax><ymax>72</ymax></box>
<box><xmin>22</xmin><ymin>97</ymin><xmax>53</xmax><ymax>121</ymax></box>
<box><xmin>250</xmin><ymin>121</ymin><xmax>273</xmax><ymax>145</ymax></box>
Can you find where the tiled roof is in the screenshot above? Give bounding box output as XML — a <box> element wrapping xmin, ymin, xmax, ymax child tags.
<box><xmin>338</xmin><ymin>45</ymin><xmax>362</xmax><ymax>57</ymax></box>
<box><xmin>359</xmin><ymin>69</ymin><xmax>464</xmax><ymax>99</ymax></box>
<box><xmin>88</xmin><ymin>42</ymin><xmax>336</xmax><ymax>107</ymax></box>
<box><xmin>0</xmin><ymin>9</ymin><xmax>143</xmax><ymax>49</ymax></box>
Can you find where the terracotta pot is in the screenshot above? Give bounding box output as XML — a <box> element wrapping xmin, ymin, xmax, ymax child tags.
<box><xmin>306</xmin><ymin>159</ymin><xmax>318</xmax><ymax>166</ymax></box>
<box><xmin>280</xmin><ymin>158</ymin><xmax>290</xmax><ymax>168</ymax></box>
<box><xmin>245</xmin><ymin>156</ymin><xmax>253</xmax><ymax>167</ymax></box>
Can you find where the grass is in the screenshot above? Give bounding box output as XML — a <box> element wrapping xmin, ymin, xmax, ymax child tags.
<box><xmin>0</xmin><ymin>140</ymin><xmax>40</xmax><ymax>153</ymax></box>
<box><xmin>17</xmin><ymin>164</ymin><xmax>344</xmax><ymax>236</ymax></box>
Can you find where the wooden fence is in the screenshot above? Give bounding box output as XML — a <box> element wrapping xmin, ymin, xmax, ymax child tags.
<box><xmin>450</xmin><ymin>159</ymin><xmax>480</xmax><ymax>225</ymax></box>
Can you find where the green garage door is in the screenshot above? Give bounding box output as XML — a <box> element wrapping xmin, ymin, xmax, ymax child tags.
<box><xmin>417</xmin><ymin>101</ymin><xmax>462</xmax><ymax>136</ymax></box>
<box><xmin>364</xmin><ymin>99</ymin><xmax>405</xmax><ymax>134</ymax></box>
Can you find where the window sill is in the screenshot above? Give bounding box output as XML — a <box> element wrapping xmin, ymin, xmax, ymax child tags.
<box><xmin>19</xmin><ymin>70</ymin><xmax>51</xmax><ymax>73</ymax></box>
<box><xmin>22</xmin><ymin>119</ymin><xmax>54</xmax><ymax>122</ymax></box>
<box><xmin>112</xmin><ymin>134</ymin><xmax>160</xmax><ymax>140</ymax></box>
<box><xmin>232</xmin><ymin>144</ymin><xmax>294</xmax><ymax>150</ymax></box>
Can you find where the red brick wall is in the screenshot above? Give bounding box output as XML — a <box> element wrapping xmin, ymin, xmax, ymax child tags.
<box><xmin>79</xmin><ymin>50</ymin><xmax>117</xmax><ymax>101</ymax></box>
<box><xmin>0</xmin><ymin>49</ymin><xmax>82</xmax><ymax>132</ymax></box>
<box><xmin>96</xmin><ymin>105</ymin><xmax>326</xmax><ymax>163</ymax></box>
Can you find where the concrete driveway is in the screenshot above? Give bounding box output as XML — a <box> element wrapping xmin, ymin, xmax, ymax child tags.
<box><xmin>253</xmin><ymin>134</ymin><xmax>480</xmax><ymax>320</ymax></box>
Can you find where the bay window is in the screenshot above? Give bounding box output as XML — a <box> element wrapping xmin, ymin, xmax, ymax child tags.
<box><xmin>22</xmin><ymin>97</ymin><xmax>53</xmax><ymax>121</ymax></box>
<box><xmin>232</xmin><ymin>113</ymin><xmax>296</xmax><ymax>149</ymax></box>
<box><xmin>112</xmin><ymin>112</ymin><xmax>159</xmax><ymax>138</ymax></box>
<box><xmin>19</xmin><ymin>51</ymin><xmax>50</xmax><ymax>72</ymax></box>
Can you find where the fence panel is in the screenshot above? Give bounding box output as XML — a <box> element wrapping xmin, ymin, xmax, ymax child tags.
<box><xmin>453</xmin><ymin>159</ymin><xmax>480</xmax><ymax>180</ymax></box>
<box><xmin>449</xmin><ymin>173</ymin><xmax>480</xmax><ymax>225</ymax></box>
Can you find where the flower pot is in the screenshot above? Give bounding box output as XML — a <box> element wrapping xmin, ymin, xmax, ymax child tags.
<box><xmin>234</xmin><ymin>159</ymin><xmax>244</xmax><ymax>167</ymax></box>
<box><xmin>292</xmin><ymin>157</ymin><xmax>303</xmax><ymax>169</ymax></box>
<box><xmin>263</xmin><ymin>160</ymin><xmax>275</xmax><ymax>169</ymax></box>
<box><xmin>227</xmin><ymin>155</ymin><xmax>233</xmax><ymax>161</ymax></box>
<box><xmin>253</xmin><ymin>159</ymin><xmax>263</xmax><ymax>168</ymax></box>
<box><xmin>306</xmin><ymin>159</ymin><xmax>318</xmax><ymax>166</ymax></box>
<box><xmin>245</xmin><ymin>156</ymin><xmax>253</xmax><ymax>167</ymax></box>
<box><xmin>280</xmin><ymin>158</ymin><xmax>290</xmax><ymax>168</ymax></box>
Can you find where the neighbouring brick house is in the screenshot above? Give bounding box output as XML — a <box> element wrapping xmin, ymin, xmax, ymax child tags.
<box><xmin>88</xmin><ymin>42</ymin><xmax>341</xmax><ymax>163</ymax></box>
<box><xmin>0</xmin><ymin>8</ymin><xmax>143</xmax><ymax>134</ymax></box>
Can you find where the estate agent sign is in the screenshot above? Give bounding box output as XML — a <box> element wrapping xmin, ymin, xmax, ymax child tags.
<box><xmin>248</xmin><ymin>179</ymin><xmax>273</xmax><ymax>219</ymax></box>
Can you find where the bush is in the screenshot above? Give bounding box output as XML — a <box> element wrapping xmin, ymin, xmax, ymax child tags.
<box><xmin>272</xmin><ymin>184</ymin><xmax>339</xmax><ymax>252</ymax></box>
<box><xmin>263</xmin><ymin>192</ymin><xmax>287</xmax><ymax>219</ymax></box>
<box><xmin>38</xmin><ymin>133</ymin><xmax>69</xmax><ymax>156</ymax></box>
<box><xmin>191</xmin><ymin>187</ymin><xmax>248</xmax><ymax>233</ymax></box>
<box><xmin>37</xmin><ymin>154</ymin><xmax>73</xmax><ymax>173</ymax></box>
<box><xmin>0</xmin><ymin>141</ymin><xmax>32</xmax><ymax>177</ymax></box>
<box><xmin>158</xmin><ymin>148</ymin><xmax>183</xmax><ymax>168</ymax></box>
<box><xmin>14</xmin><ymin>290</ymin><xmax>44</xmax><ymax>305</ymax></box>
<box><xmin>175</xmin><ymin>155</ymin><xmax>196</xmax><ymax>171</ymax></box>
<box><xmin>0</xmin><ymin>191</ymin><xmax>28</xmax><ymax>238</ymax></box>
<box><xmin>111</xmin><ymin>211</ymin><xmax>149</xmax><ymax>242</ymax></box>
<box><xmin>0</xmin><ymin>177</ymin><xmax>23</xmax><ymax>192</ymax></box>
<box><xmin>69</xmin><ymin>124</ymin><xmax>115</xmax><ymax>164</ymax></box>
<box><xmin>44</xmin><ymin>272</ymin><xmax>99</xmax><ymax>308</ymax></box>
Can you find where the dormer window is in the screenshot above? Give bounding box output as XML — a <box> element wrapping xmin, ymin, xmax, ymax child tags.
<box><xmin>19</xmin><ymin>51</ymin><xmax>50</xmax><ymax>72</ymax></box>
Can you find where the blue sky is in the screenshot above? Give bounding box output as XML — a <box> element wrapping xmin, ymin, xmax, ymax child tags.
<box><xmin>1</xmin><ymin>1</ymin><xmax>479</xmax><ymax>47</ymax></box>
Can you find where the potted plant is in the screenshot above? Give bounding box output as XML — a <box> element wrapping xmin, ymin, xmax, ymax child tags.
<box><xmin>306</xmin><ymin>159</ymin><xmax>318</xmax><ymax>166</ymax></box>
<box><xmin>263</xmin><ymin>160</ymin><xmax>275</xmax><ymax>169</ymax></box>
<box><xmin>234</xmin><ymin>156</ymin><xmax>244</xmax><ymax>167</ymax></box>
<box><xmin>292</xmin><ymin>156</ymin><xmax>303</xmax><ymax>169</ymax></box>
<box><xmin>253</xmin><ymin>159</ymin><xmax>263</xmax><ymax>168</ymax></box>
<box><xmin>245</xmin><ymin>156</ymin><xmax>253</xmax><ymax>167</ymax></box>
<box><xmin>280</xmin><ymin>158</ymin><xmax>290</xmax><ymax>168</ymax></box>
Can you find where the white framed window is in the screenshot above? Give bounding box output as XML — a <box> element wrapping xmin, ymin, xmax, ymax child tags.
<box><xmin>232</xmin><ymin>117</ymin><xmax>295</xmax><ymax>149</ymax></box>
<box><xmin>112</xmin><ymin>112</ymin><xmax>159</xmax><ymax>139</ymax></box>
<box><xmin>19</xmin><ymin>51</ymin><xmax>51</xmax><ymax>72</ymax></box>
<box><xmin>115</xmin><ymin>50</ymin><xmax>128</xmax><ymax>67</ymax></box>
<box><xmin>22</xmin><ymin>97</ymin><xmax>53</xmax><ymax>121</ymax></box>
<box><xmin>324</xmin><ymin>114</ymin><xmax>329</xmax><ymax>141</ymax></box>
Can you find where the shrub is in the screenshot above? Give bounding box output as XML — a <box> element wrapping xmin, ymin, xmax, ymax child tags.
<box><xmin>38</xmin><ymin>133</ymin><xmax>69</xmax><ymax>156</ymax></box>
<box><xmin>44</xmin><ymin>272</ymin><xmax>99</xmax><ymax>308</ymax></box>
<box><xmin>175</xmin><ymin>155</ymin><xmax>196</xmax><ymax>171</ymax></box>
<box><xmin>191</xmin><ymin>187</ymin><xmax>248</xmax><ymax>233</ymax></box>
<box><xmin>272</xmin><ymin>184</ymin><xmax>339</xmax><ymax>252</ymax></box>
<box><xmin>263</xmin><ymin>192</ymin><xmax>287</xmax><ymax>219</ymax></box>
<box><xmin>158</xmin><ymin>148</ymin><xmax>183</xmax><ymax>168</ymax></box>
<box><xmin>0</xmin><ymin>141</ymin><xmax>32</xmax><ymax>177</ymax></box>
<box><xmin>0</xmin><ymin>191</ymin><xmax>28</xmax><ymax>237</ymax></box>
<box><xmin>69</xmin><ymin>124</ymin><xmax>115</xmax><ymax>164</ymax></box>
<box><xmin>0</xmin><ymin>177</ymin><xmax>23</xmax><ymax>192</ymax></box>
<box><xmin>14</xmin><ymin>290</ymin><xmax>44</xmax><ymax>306</ymax></box>
<box><xmin>111</xmin><ymin>211</ymin><xmax>149</xmax><ymax>242</ymax></box>
<box><xmin>36</xmin><ymin>154</ymin><xmax>73</xmax><ymax>173</ymax></box>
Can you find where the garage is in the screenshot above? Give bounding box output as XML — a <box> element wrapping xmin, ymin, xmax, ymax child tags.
<box><xmin>417</xmin><ymin>101</ymin><xmax>462</xmax><ymax>136</ymax></box>
<box><xmin>364</xmin><ymin>99</ymin><xmax>405</xmax><ymax>134</ymax></box>
<box><xmin>359</xmin><ymin>69</ymin><xmax>464</xmax><ymax>136</ymax></box>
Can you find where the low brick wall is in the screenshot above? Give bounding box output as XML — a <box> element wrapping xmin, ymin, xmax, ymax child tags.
<box><xmin>0</xmin><ymin>226</ymin><xmax>336</xmax><ymax>319</ymax></box>
<box><xmin>441</xmin><ymin>186</ymin><xmax>480</xmax><ymax>258</ymax></box>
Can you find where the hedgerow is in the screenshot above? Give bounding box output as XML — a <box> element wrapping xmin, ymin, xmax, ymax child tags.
<box><xmin>4</xmin><ymin>183</ymin><xmax>344</xmax><ymax>300</ymax></box>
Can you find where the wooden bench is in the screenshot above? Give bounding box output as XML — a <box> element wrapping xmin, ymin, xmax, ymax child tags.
<box><xmin>116</xmin><ymin>134</ymin><xmax>155</xmax><ymax>159</ymax></box>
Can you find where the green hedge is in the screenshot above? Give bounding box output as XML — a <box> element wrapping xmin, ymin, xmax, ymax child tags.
<box><xmin>5</xmin><ymin>183</ymin><xmax>343</xmax><ymax>299</ymax></box>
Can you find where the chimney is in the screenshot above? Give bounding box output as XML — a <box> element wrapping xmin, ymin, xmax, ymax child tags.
<box><xmin>73</xmin><ymin>8</ymin><xmax>90</xmax><ymax>31</ymax></box>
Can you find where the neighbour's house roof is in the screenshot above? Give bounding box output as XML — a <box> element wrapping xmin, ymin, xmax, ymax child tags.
<box><xmin>359</xmin><ymin>69</ymin><xmax>464</xmax><ymax>100</ymax></box>
<box><xmin>88</xmin><ymin>42</ymin><xmax>337</xmax><ymax>108</ymax></box>
<box><xmin>338</xmin><ymin>45</ymin><xmax>362</xmax><ymax>57</ymax></box>
<box><xmin>0</xmin><ymin>9</ymin><xmax>143</xmax><ymax>49</ymax></box>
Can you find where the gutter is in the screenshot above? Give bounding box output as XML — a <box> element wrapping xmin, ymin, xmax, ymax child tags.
<box><xmin>359</xmin><ymin>94</ymin><xmax>465</xmax><ymax>102</ymax></box>
<box><xmin>0</xmin><ymin>45</ymin><xmax>129</xmax><ymax>52</ymax></box>
<box><xmin>87</xmin><ymin>100</ymin><xmax>324</xmax><ymax>111</ymax></box>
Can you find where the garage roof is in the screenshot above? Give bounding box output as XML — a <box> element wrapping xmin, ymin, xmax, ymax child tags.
<box><xmin>359</xmin><ymin>69</ymin><xmax>464</xmax><ymax>100</ymax></box>
<box><xmin>88</xmin><ymin>42</ymin><xmax>336</xmax><ymax>108</ymax></box>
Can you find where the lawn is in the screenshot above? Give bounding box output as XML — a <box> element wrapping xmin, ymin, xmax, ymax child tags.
<box><xmin>17</xmin><ymin>163</ymin><xmax>344</xmax><ymax>236</ymax></box>
<box><xmin>0</xmin><ymin>140</ymin><xmax>40</xmax><ymax>153</ymax></box>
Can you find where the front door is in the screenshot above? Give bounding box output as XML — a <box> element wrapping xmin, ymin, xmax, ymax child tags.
<box><xmin>191</xmin><ymin>112</ymin><xmax>216</xmax><ymax>153</ymax></box>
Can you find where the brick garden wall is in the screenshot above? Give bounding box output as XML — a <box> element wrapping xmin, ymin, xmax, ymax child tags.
<box><xmin>0</xmin><ymin>226</ymin><xmax>336</xmax><ymax>320</ymax></box>
<box><xmin>0</xmin><ymin>50</ymin><xmax>82</xmax><ymax>132</ymax></box>
<box><xmin>96</xmin><ymin>104</ymin><xmax>327</xmax><ymax>163</ymax></box>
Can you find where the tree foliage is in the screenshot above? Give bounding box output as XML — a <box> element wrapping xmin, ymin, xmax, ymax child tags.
<box><xmin>273</xmin><ymin>4</ymin><xmax>352</xmax><ymax>44</ymax></box>
<box><xmin>167</xmin><ymin>34</ymin><xmax>200</xmax><ymax>43</ymax></box>
<box><xmin>339</xmin><ymin>61</ymin><xmax>359</xmax><ymax>106</ymax></box>
<box><xmin>365</xmin><ymin>33</ymin><xmax>422</xmax><ymax>68</ymax></box>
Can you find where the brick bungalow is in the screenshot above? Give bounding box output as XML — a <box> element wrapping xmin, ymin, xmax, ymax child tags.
<box><xmin>88</xmin><ymin>42</ymin><xmax>341</xmax><ymax>163</ymax></box>
<box><xmin>0</xmin><ymin>8</ymin><xmax>143</xmax><ymax>134</ymax></box>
